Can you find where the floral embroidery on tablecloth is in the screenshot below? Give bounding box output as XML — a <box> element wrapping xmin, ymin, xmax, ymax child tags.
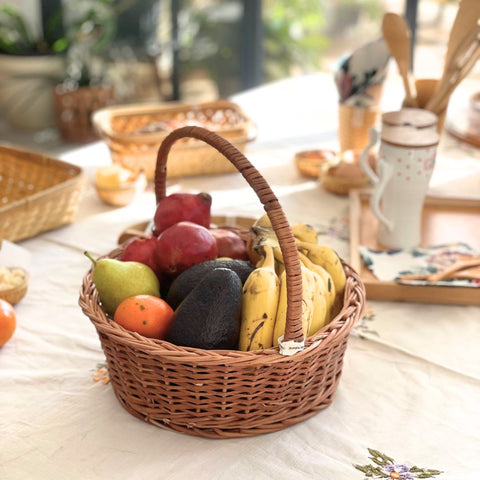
<box><xmin>353</xmin><ymin>305</ymin><xmax>379</xmax><ymax>338</ymax></box>
<box><xmin>354</xmin><ymin>449</ymin><xmax>443</xmax><ymax>479</ymax></box>
<box><xmin>93</xmin><ymin>363</ymin><xmax>110</xmax><ymax>385</ymax></box>
<box><xmin>316</xmin><ymin>215</ymin><xmax>350</xmax><ymax>241</ymax></box>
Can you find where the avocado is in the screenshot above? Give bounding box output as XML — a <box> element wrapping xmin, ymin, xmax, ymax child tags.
<box><xmin>166</xmin><ymin>259</ymin><xmax>254</xmax><ymax>310</ymax></box>
<box><xmin>166</xmin><ymin>268</ymin><xmax>242</xmax><ymax>350</ymax></box>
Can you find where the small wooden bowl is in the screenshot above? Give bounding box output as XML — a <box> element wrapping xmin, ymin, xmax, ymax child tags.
<box><xmin>294</xmin><ymin>149</ymin><xmax>336</xmax><ymax>179</ymax></box>
<box><xmin>0</xmin><ymin>268</ymin><xmax>29</xmax><ymax>305</ymax></box>
<box><xmin>321</xmin><ymin>161</ymin><xmax>369</xmax><ymax>196</ymax></box>
<box><xmin>95</xmin><ymin>173</ymin><xmax>147</xmax><ymax>207</ymax></box>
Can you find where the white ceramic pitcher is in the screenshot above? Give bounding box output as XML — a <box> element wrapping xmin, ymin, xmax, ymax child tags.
<box><xmin>360</xmin><ymin>125</ymin><xmax>440</xmax><ymax>249</ymax></box>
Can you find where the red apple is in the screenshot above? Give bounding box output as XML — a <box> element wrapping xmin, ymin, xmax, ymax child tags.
<box><xmin>209</xmin><ymin>228</ymin><xmax>248</xmax><ymax>260</ymax></box>
<box><xmin>155</xmin><ymin>221</ymin><xmax>218</xmax><ymax>276</ymax></box>
<box><xmin>153</xmin><ymin>192</ymin><xmax>212</xmax><ymax>235</ymax></box>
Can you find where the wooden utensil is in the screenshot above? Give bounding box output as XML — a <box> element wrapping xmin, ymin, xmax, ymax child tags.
<box><xmin>398</xmin><ymin>257</ymin><xmax>480</xmax><ymax>283</ymax></box>
<box><xmin>382</xmin><ymin>12</ymin><xmax>418</xmax><ymax>107</ymax></box>
<box><xmin>427</xmin><ymin>256</ymin><xmax>480</xmax><ymax>283</ymax></box>
<box><xmin>426</xmin><ymin>22</ymin><xmax>480</xmax><ymax>114</ymax></box>
<box><xmin>442</xmin><ymin>0</ymin><xmax>480</xmax><ymax>77</ymax></box>
<box><xmin>399</xmin><ymin>257</ymin><xmax>480</xmax><ymax>283</ymax></box>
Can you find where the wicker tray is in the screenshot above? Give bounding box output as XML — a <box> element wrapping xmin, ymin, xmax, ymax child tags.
<box><xmin>349</xmin><ymin>188</ymin><xmax>480</xmax><ymax>305</ymax></box>
<box><xmin>92</xmin><ymin>100</ymin><xmax>256</xmax><ymax>180</ymax></box>
<box><xmin>79</xmin><ymin>126</ymin><xmax>365</xmax><ymax>439</ymax></box>
<box><xmin>0</xmin><ymin>144</ymin><xmax>86</xmax><ymax>243</ymax></box>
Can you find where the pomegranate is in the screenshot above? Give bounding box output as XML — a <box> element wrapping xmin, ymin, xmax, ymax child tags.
<box><xmin>155</xmin><ymin>221</ymin><xmax>217</xmax><ymax>276</ymax></box>
<box><xmin>153</xmin><ymin>192</ymin><xmax>212</xmax><ymax>235</ymax></box>
<box><xmin>209</xmin><ymin>228</ymin><xmax>248</xmax><ymax>260</ymax></box>
<box><xmin>121</xmin><ymin>236</ymin><xmax>160</xmax><ymax>276</ymax></box>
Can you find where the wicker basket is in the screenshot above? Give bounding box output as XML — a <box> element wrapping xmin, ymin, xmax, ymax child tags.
<box><xmin>78</xmin><ymin>126</ymin><xmax>365</xmax><ymax>439</ymax></box>
<box><xmin>0</xmin><ymin>144</ymin><xmax>86</xmax><ymax>242</ymax></box>
<box><xmin>92</xmin><ymin>100</ymin><xmax>256</xmax><ymax>180</ymax></box>
<box><xmin>54</xmin><ymin>84</ymin><xmax>116</xmax><ymax>143</ymax></box>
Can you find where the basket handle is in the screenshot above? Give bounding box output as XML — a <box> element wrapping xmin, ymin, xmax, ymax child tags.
<box><xmin>154</xmin><ymin>125</ymin><xmax>304</xmax><ymax>346</ymax></box>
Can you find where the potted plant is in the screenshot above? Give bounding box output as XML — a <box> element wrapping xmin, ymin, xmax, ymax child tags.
<box><xmin>0</xmin><ymin>4</ymin><xmax>68</xmax><ymax>130</ymax></box>
<box><xmin>0</xmin><ymin>1</ymin><xmax>128</xmax><ymax>133</ymax></box>
<box><xmin>53</xmin><ymin>1</ymin><xmax>118</xmax><ymax>143</ymax></box>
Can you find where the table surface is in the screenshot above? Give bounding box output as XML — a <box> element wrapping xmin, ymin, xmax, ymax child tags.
<box><xmin>1</xmin><ymin>71</ymin><xmax>480</xmax><ymax>480</ymax></box>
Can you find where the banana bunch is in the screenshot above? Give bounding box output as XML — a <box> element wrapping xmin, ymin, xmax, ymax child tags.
<box><xmin>272</xmin><ymin>257</ymin><xmax>327</xmax><ymax>346</ymax></box>
<box><xmin>295</xmin><ymin>240</ymin><xmax>346</xmax><ymax>315</ymax></box>
<box><xmin>239</xmin><ymin>214</ymin><xmax>346</xmax><ymax>350</ymax></box>
<box><xmin>238</xmin><ymin>245</ymin><xmax>280</xmax><ymax>351</ymax></box>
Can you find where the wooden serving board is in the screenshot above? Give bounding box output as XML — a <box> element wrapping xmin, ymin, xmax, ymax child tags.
<box><xmin>349</xmin><ymin>189</ymin><xmax>480</xmax><ymax>305</ymax></box>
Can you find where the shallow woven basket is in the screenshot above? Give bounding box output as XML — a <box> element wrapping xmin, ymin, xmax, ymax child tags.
<box><xmin>79</xmin><ymin>126</ymin><xmax>365</xmax><ymax>439</ymax></box>
<box><xmin>92</xmin><ymin>100</ymin><xmax>255</xmax><ymax>180</ymax></box>
<box><xmin>0</xmin><ymin>144</ymin><xmax>86</xmax><ymax>243</ymax></box>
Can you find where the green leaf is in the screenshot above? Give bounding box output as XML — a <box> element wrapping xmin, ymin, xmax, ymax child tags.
<box><xmin>52</xmin><ymin>38</ymin><xmax>69</xmax><ymax>53</ymax></box>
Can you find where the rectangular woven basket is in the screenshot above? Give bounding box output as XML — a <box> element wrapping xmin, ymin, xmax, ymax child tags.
<box><xmin>92</xmin><ymin>99</ymin><xmax>255</xmax><ymax>180</ymax></box>
<box><xmin>0</xmin><ymin>144</ymin><xmax>86</xmax><ymax>243</ymax></box>
<box><xmin>79</xmin><ymin>126</ymin><xmax>365</xmax><ymax>439</ymax></box>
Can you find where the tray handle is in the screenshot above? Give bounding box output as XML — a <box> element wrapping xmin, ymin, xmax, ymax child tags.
<box><xmin>154</xmin><ymin>125</ymin><xmax>304</xmax><ymax>346</ymax></box>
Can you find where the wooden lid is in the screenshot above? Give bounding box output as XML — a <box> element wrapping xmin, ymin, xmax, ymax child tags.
<box><xmin>382</xmin><ymin>108</ymin><xmax>438</xmax><ymax>129</ymax></box>
<box><xmin>381</xmin><ymin>125</ymin><xmax>440</xmax><ymax>148</ymax></box>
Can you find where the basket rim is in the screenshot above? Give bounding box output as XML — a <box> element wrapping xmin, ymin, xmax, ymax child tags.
<box><xmin>79</xmin><ymin>257</ymin><xmax>364</xmax><ymax>364</ymax></box>
<box><xmin>92</xmin><ymin>99</ymin><xmax>254</xmax><ymax>144</ymax></box>
<box><xmin>0</xmin><ymin>169</ymin><xmax>87</xmax><ymax>214</ymax></box>
<box><xmin>0</xmin><ymin>154</ymin><xmax>86</xmax><ymax>215</ymax></box>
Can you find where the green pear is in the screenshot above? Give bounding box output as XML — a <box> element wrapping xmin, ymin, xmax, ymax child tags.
<box><xmin>85</xmin><ymin>252</ymin><xmax>160</xmax><ymax>315</ymax></box>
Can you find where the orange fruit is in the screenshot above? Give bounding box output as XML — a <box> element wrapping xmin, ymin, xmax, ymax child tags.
<box><xmin>113</xmin><ymin>295</ymin><xmax>174</xmax><ymax>339</ymax></box>
<box><xmin>0</xmin><ymin>299</ymin><xmax>16</xmax><ymax>347</ymax></box>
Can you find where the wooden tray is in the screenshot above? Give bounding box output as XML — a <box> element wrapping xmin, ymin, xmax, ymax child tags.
<box><xmin>349</xmin><ymin>189</ymin><xmax>480</xmax><ymax>305</ymax></box>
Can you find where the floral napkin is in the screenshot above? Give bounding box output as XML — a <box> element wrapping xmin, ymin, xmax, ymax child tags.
<box><xmin>359</xmin><ymin>242</ymin><xmax>480</xmax><ymax>287</ymax></box>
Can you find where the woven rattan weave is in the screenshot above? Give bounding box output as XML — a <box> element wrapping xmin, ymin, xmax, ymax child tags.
<box><xmin>92</xmin><ymin>100</ymin><xmax>255</xmax><ymax>180</ymax></box>
<box><xmin>79</xmin><ymin>127</ymin><xmax>365</xmax><ymax>438</ymax></box>
<box><xmin>0</xmin><ymin>144</ymin><xmax>86</xmax><ymax>242</ymax></box>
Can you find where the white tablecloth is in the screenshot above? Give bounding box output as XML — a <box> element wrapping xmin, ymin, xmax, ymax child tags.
<box><xmin>1</xmin><ymin>72</ymin><xmax>480</xmax><ymax>480</ymax></box>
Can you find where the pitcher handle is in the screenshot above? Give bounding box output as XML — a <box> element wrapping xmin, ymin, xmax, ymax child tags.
<box><xmin>359</xmin><ymin>127</ymin><xmax>379</xmax><ymax>184</ymax></box>
<box><xmin>370</xmin><ymin>159</ymin><xmax>394</xmax><ymax>232</ymax></box>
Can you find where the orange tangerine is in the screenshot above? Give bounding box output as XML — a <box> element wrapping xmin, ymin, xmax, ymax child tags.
<box><xmin>113</xmin><ymin>295</ymin><xmax>174</xmax><ymax>339</ymax></box>
<box><xmin>0</xmin><ymin>299</ymin><xmax>16</xmax><ymax>347</ymax></box>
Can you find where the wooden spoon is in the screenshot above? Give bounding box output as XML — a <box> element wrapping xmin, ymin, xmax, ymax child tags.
<box><xmin>442</xmin><ymin>0</ymin><xmax>480</xmax><ymax>77</ymax></box>
<box><xmin>382</xmin><ymin>12</ymin><xmax>418</xmax><ymax>107</ymax></box>
<box><xmin>426</xmin><ymin>22</ymin><xmax>480</xmax><ymax>114</ymax></box>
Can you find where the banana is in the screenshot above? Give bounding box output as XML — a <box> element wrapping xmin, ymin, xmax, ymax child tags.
<box><xmin>308</xmin><ymin>271</ymin><xmax>328</xmax><ymax>336</ymax></box>
<box><xmin>272</xmin><ymin>264</ymin><xmax>316</xmax><ymax>347</ymax></box>
<box><xmin>238</xmin><ymin>245</ymin><xmax>280</xmax><ymax>351</ymax></box>
<box><xmin>247</xmin><ymin>216</ymin><xmax>276</xmax><ymax>266</ymax></box>
<box><xmin>295</xmin><ymin>241</ymin><xmax>346</xmax><ymax>303</ymax></box>
<box><xmin>297</xmin><ymin>251</ymin><xmax>335</xmax><ymax>320</ymax></box>
<box><xmin>253</xmin><ymin>213</ymin><xmax>272</xmax><ymax>228</ymax></box>
<box><xmin>291</xmin><ymin>222</ymin><xmax>318</xmax><ymax>244</ymax></box>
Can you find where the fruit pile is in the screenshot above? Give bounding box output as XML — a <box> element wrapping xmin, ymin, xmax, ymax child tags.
<box><xmin>86</xmin><ymin>191</ymin><xmax>346</xmax><ymax>352</ymax></box>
